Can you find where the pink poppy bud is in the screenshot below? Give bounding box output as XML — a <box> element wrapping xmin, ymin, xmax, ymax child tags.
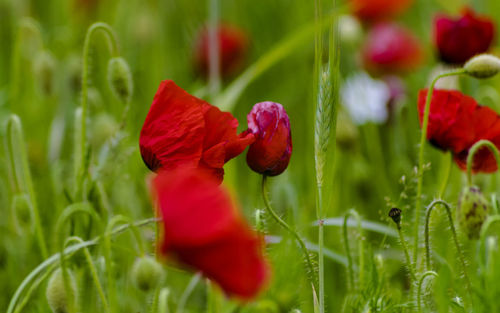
<box><xmin>246</xmin><ymin>102</ymin><xmax>292</xmax><ymax>176</ymax></box>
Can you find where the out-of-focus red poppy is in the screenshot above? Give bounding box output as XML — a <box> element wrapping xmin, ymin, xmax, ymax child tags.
<box><xmin>434</xmin><ymin>8</ymin><xmax>495</xmax><ymax>64</ymax></box>
<box><xmin>194</xmin><ymin>24</ymin><xmax>248</xmax><ymax>78</ymax></box>
<box><xmin>153</xmin><ymin>168</ymin><xmax>270</xmax><ymax>299</ymax></box>
<box><xmin>362</xmin><ymin>23</ymin><xmax>423</xmax><ymax>76</ymax></box>
<box><xmin>418</xmin><ymin>89</ymin><xmax>500</xmax><ymax>173</ymax></box>
<box><xmin>350</xmin><ymin>0</ymin><xmax>413</xmax><ymax>23</ymax></box>
<box><xmin>246</xmin><ymin>102</ymin><xmax>292</xmax><ymax>176</ymax></box>
<box><xmin>139</xmin><ymin>80</ymin><xmax>254</xmax><ymax>182</ymax></box>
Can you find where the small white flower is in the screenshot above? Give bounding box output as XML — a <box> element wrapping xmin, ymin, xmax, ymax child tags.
<box><xmin>341</xmin><ymin>72</ymin><xmax>390</xmax><ymax>125</ymax></box>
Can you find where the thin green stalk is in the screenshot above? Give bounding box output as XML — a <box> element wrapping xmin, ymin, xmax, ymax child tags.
<box><xmin>262</xmin><ymin>175</ymin><xmax>317</xmax><ymax>286</ymax></box>
<box><xmin>5</xmin><ymin>115</ymin><xmax>48</xmax><ymax>258</ymax></box>
<box><xmin>65</xmin><ymin>236</ymin><xmax>109</xmax><ymax>312</ymax></box>
<box><xmin>417</xmin><ymin>271</ymin><xmax>438</xmax><ymax>313</ymax></box>
<box><xmin>396</xmin><ymin>223</ymin><xmax>417</xmax><ymax>281</ymax></box>
<box><xmin>207</xmin><ymin>0</ymin><xmax>220</xmax><ymax>100</ymax></box>
<box><xmin>479</xmin><ymin>215</ymin><xmax>500</xmax><ymax>275</ymax></box>
<box><xmin>7</xmin><ymin>218</ymin><xmax>157</xmax><ymax>313</ymax></box>
<box><xmin>13</xmin><ymin>263</ymin><xmax>57</xmax><ymax>313</ymax></box>
<box><xmin>423</xmin><ymin>200</ymin><xmax>472</xmax><ymax>304</ymax></box>
<box><xmin>342</xmin><ymin>209</ymin><xmax>363</xmax><ymax>290</ymax></box>
<box><xmin>438</xmin><ymin>152</ymin><xmax>452</xmax><ymax>198</ymax></box>
<box><xmin>158</xmin><ymin>288</ymin><xmax>170</xmax><ymax>313</ymax></box>
<box><xmin>150</xmin><ymin>287</ymin><xmax>161</xmax><ymax>313</ymax></box>
<box><xmin>104</xmin><ymin>215</ymin><xmax>145</xmax><ymax>313</ymax></box>
<box><xmin>77</xmin><ymin>22</ymin><xmax>119</xmax><ymax>197</ymax></box>
<box><xmin>177</xmin><ymin>273</ymin><xmax>202</xmax><ymax>313</ymax></box>
<box><xmin>466</xmin><ymin>139</ymin><xmax>500</xmax><ymax>186</ymax></box>
<box><xmin>414</xmin><ymin>69</ymin><xmax>466</xmax><ymax>264</ymax></box>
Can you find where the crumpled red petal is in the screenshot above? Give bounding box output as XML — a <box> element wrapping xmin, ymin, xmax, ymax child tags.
<box><xmin>153</xmin><ymin>168</ymin><xmax>270</xmax><ymax>299</ymax></box>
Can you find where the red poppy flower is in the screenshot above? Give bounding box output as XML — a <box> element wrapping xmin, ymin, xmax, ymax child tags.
<box><xmin>434</xmin><ymin>8</ymin><xmax>495</xmax><ymax>64</ymax></box>
<box><xmin>418</xmin><ymin>89</ymin><xmax>500</xmax><ymax>172</ymax></box>
<box><xmin>362</xmin><ymin>23</ymin><xmax>423</xmax><ymax>76</ymax></box>
<box><xmin>139</xmin><ymin>80</ymin><xmax>255</xmax><ymax>182</ymax></box>
<box><xmin>194</xmin><ymin>24</ymin><xmax>248</xmax><ymax>78</ymax></box>
<box><xmin>153</xmin><ymin>168</ymin><xmax>270</xmax><ymax>299</ymax></box>
<box><xmin>349</xmin><ymin>0</ymin><xmax>413</xmax><ymax>22</ymax></box>
<box><xmin>246</xmin><ymin>102</ymin><xmax>292</xmax><ymax>176</ymax></box>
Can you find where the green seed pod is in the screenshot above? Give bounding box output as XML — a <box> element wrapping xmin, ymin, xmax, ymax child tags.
<box><xmin>90</xmin><ymin>113</ymin><xmax>118</xmax><ymax>148</ymax></box>
<box><xmin>107</xmin><ymin>57</ymin><xmax>133</xmax><ymax>104</ymax></box>
<box><xmin>131</xmin><ymin>256</ymin><xmax>164</xmax><ymax>292</ymax></box>
<box><xmin>46</xmin><ymin>268</ymin><xmax>77</xmax><ymax>313</ymax></box>
<box><xmin>457</xmin><ymin>186</ymin><xmax>490</xmax><ymax>240</ymax></box>
<box><xmin>11</xmin><ymin>193</ymin><xmax>32</xmax><ymax>226</ymax></box>
<box><xmin>464</xmin><ymin>54</ymin><xmax>500</xmax><ymax>79</ymax></box>
<box><xmin>33</xmin><ymin>51</ymin><xmax>56</xmax><ymax>96</ymax></box>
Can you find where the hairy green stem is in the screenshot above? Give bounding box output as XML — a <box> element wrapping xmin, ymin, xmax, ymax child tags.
<box><xmin>77</xmin><ymin>22</ymin><xmax>119</xmax><ymax>198</ymax></box>
<box><xmin>466</xmin><ymin>139</ymin><xmax>500</xmax><ymax>186</ymax></box>
<box><xmin>5</xmin><ymin>115</ymin><xmax>48</xmax><ymax>258</ymax></box>
<box><xmin>158</xmin><ymin>288</ymin><xmax>170</xmax><ymax>313</ymax></box>
<box><xmin>417</xmin><ymin>271</ymin><xmax>438</xmax><ymax>313</ymax></box>
<box><xmin>7</xmin><ymin>218</ymin><xmax>157</xmax><ymax>313</ymax></box>
<box><xmin>262</xmin><ymin>176</ymin><xmax>317</xmax><ymax>285</ymax></box>
<box><xmin>65</xmin><ymin>236</ymin><xmax>109</xmax><ymax>312</ymax></box>
<box><xmin>343</xmin><ymin>209</ymin><xmax>363</xmax><ymax>290</ymax></box>
<box><xmin>424</xmin><ymin>200</ymin><xmax>472</xmax><ymax>304</ymax></box>
<box><xmin>396</xmin><ymin>223</ymin><xmax>417</xmax><ymax>281</ymax></box>
<box><xmin>414</xmin><ymin>69</ymin><xmax>465</xmax><ymax>265</ymax></box>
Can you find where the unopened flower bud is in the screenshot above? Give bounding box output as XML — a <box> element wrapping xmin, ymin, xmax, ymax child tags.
<box><xmin>46</xmin><ymin>268</ymin><xmax>77</xmax><ymax>313</ymax></box>
<box><xmin>464</xmin><ymin>54</ymin><xmax>500</xmax><ymax>79</ymax></box>
<box><xmin>388</xmin><ymin>207</ymin><xmax>401</xmax><ymax>225</ymax></box>
<box><xmin>33</xmin><ymin>51</ymin><xmax>56</xmax><ymax>95</ymax></box>
<box><xmin>131</xmin><ymin>256</ymin><xmax>164</xmax><ymax>292</ymax></box>
<box><xmin>107</xmin><ymin>57</ymin><xmax>133</xmax><ymax>104</ymax></box>
<box><xmin>246</xmin><ymin>102</ymin><xmax>292</xmax><ymax>176</ymax></box>
<box><xmin>11</xmin><ymin>193</ymin><xmax>32</xmax><ymax>226</ymax></box>
<box><xmin>457</xmin><ymin>186</ymin><xmax>490</xmax><ymax>240</ymax></box>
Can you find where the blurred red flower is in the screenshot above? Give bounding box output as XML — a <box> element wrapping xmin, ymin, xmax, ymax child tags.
<box><xmin>194</xmin><ymin>24</ymin><xmax>248</xmax><ymax>78</ymax></box>
<box><xmin>418</xmin><ymin>89</ymin><xmax>500</xmax><ymax>173</ymax></box>
<box><xmin>154</xmin><ymin>168</ymin><xmax>270</xmax><ymax>299</ymax></box>
<box><xmin>246</xmin><ymin>102</ymin><xmax>292</xmax><ymax>176</ymax></box>
<box><xmin>434</xmin><ymin>8</ymin><xmax>495</xmax><ymax>64</ymax></box>
<box><xmin>362</xmin><ymin>23</ymin><xmax>423</xmax><ymax>76</ymax></box>
<box><xmin>350</xmin><ymin>0</ymin><xmax>413</xmax><ymax>22</ymax></box>
<box><xmin>139</xmin><ymin>80</ymin><xmax>254</xmax><ymax>182</ymax></box>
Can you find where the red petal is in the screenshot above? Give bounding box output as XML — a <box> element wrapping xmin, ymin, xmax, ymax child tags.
<box><xmin>139</xmin><ymin>80</ymin><xmax>206</xmax><ymax>171</ymax></box>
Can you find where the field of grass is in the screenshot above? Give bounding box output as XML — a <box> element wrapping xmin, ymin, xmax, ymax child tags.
<box><xmin>3</xmin><ymin>0</ymin><xmax>500</xmax><ymax>312</ymax></box>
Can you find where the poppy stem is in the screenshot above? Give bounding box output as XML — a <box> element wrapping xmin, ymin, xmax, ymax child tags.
<box><xmin>396</xmin><ymin>221</ymin><xmax>417</xmax><ymax>282</ymax></box>
<box><xmin>77</xmin><ymin>22</ymin><xmax>119</xmax><ymax>199</ymax></box>
<box><xmin>466</xmin><ymin>139</ymin><xmax>500</xmax><ymax>186</ymax></box>
<box><xmin>417</xmin><ymin>271</ymin><xmax>438</xmax><ymax>313</ymax></box>
<box><xmin>207</xmin><ymin>0</ymin><xmax>221</xmax><ymax>100</ymax></box>
<box><xmin>343</xmin><ymin>209</ymin><xmax>364</xmax><ymax>291</ymax></box>
<box><xmin>5</xmin><ymin>115</ymin><xmax>48</xmax><ymax>259</ymax></box>
<box><xmin>414</xmin><ymin>69</ymin><xmax>465</xmax><ymax>266</ymax></box>
<box><xmin>261</xmin><ymin>175</ymin><xmax>318</xmax><ymax>288</ymax></box>
<box><xmin>424</xmin><ymin>200</ymin><xmax>472</xmax><ymax>304</ymax></box>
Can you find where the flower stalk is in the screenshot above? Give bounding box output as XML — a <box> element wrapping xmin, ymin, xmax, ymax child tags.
<box><xmin>466</xmin><ymin>139</ymin><xmax>500</xmax><ymax>186</ymax></box>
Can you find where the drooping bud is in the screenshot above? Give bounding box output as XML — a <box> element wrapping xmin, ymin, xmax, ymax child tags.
<box><xmin>107</xmin><ymin>57</ymin><xmax>133</xmax><ymax>104</ymax></box>
<box><xmin>388</xmin><ymin>207</ymin><xmax>402</xmax><ymax>226</ymax></box>
<box><xmin>246</xmin><ymin>102</ymin><xmax>292</xmax><ymax>176</ymax></box>
<box><xmin>457</xmin><ymin>186</ymin><xmax>490</xmax><ymax>240</ymax></box>
<box><xmin>131</xmin><ymin>256</ymin><xmax>165</xmax><ymax>292</ymax></box>
<box><xmin>11</xmin><ymin>193</ymin><xmax>32</xmax><ymax>226</ymax></box>
<box><xmin>33</xmin><ymin>51</ymin><xmax>56</xmax><ymax>96</ymax></box>
<box><xmin>464</xmin><ymin>54</ymin><xmax>500</xmax><ymax>79</ymax></box>
<box><xmin>46</xmin><ymin>268</ymin><xmax>77</xmax><ymax>313</ymax></box>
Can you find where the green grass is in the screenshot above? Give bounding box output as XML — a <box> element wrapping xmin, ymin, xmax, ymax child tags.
<box><xmin>3</xmin><ymin>0</ymin><xmax>500</xmax><ymax>312</ymax></box>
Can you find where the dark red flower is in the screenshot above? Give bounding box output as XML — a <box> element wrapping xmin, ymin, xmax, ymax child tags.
<box><xmin>349</xmin><ymin>0</ymin><xmax>413</xmax><ymax>23</ymax></box>
<box><xmin>194</xmin><ymin>24</ymin><xmax>248</xmax><ymax>78</ymax></box>
<box><xmin>154</xmin><ymin>168</ymin><xmax>270</xmax><ymax>299</ymax></box>
<box><xmin>434</xmin><ymin>8</ymin><xmax>495</xmax><ymax>64</ymax></box>
<box><xmin>418</xmin><ymin>89</ymin><xmax>500</xmax><ymax>172</ymax></box>
<box><xmin>246</xmin><ymin>102</ymin><xmax>292</xmax><ymax>176</ymax></box>
<box><xmin>362</xmin><ymin>23</ymin><xmax>423</xmax><ymax>76</ymax></box>
<box><xmin>139</xmin><ymin>80</ymin><xmax>254</xmax><ymax>182</ymax></box>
